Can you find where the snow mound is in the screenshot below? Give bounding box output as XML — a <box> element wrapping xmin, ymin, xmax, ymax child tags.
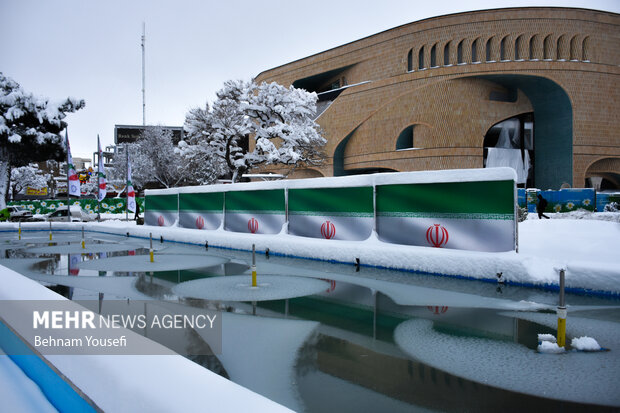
<box><xmin>571</xmin><ymin>336</ymin><xmax>601</xmax><ymax>351</ymax></box>
<box><xmin>537</xmin><ymin>340</ymin><xmax>565</xmax><ymax>354</ymax></box>
<box><xmin>537</xmin><ymin>333</ymin><xmax>556</xmax><ymax>343</ymax></box>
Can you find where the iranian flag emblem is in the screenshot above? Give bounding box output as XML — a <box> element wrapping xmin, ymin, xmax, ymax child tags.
<box><xmin>196</xmin><ymin>216</ymin><xmax>205</xmax><ymax>229</ymax></box>
<box><xmin>248</xmin><ymin>218</ymin><xmax>259</xmax><ymax>234</ymax></box>
<box><xmin>320</xmin><ymin>221</ymin><xmax>336</xmax><ymax>239</ymax></box>
<box><xmin>426</xmin><ymin>224</ymin><xmax>449</xmax><ymax>248</ymax></box>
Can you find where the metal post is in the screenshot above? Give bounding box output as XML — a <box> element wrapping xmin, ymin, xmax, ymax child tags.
<box><xmin>81</xmin><ymin>226</ymin><xmax>85</xmax><ymax>249</ymax></box>
<box><xmin>125</xmin><ymin>144</ymin><xmax>129</xmax><ymax>222</ymax></box>
<box><xmin>18</xmin><ymin>221</ymin><xmax>21</xmax><ymax>240</ymax></box>
<box><xmin>149</xmin><ymin>232</ymin><xmax>154</xmax><ymax>262</ymax></box>
<box><xmin>557</xmin><ymin>268</ymin><xmax>567</xmax><ymax>347</ymax></box>
<box><xmin>373</xmin><ymin>185</ymin><xmax>377</xmax><ymax>233</ymax></box>
<box><xmin>49</xmin><ymin>221</ymin><xmax>52</xmax><ymax>241</ymax></box>
<box><xmin>251</xmin><ymin>244</ymin><xmax>257</xmax><ymax>287</ymax></box>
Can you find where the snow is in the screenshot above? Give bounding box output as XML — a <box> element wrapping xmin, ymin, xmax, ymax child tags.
<box><xmin>214</xmin><ymin>312</ymin><xmax>319</xmax><ymax>412</ymax></box>
<box><xmin>571</xmin><ymin>336</ymin><xmax>601</xmax><ymax>351</ymax></box>
<box><xmin>537</xmin><ymin>333</ymin><xmax>556</xmax><ymax>343</ymax></box>
<box><xmin>75</xmin><ymin>254</ymin><xmax>229</xmax><ymax>272</ymax></box>
<box><xmin>537</xmin><ymin>340</ymin><xmax>565</xmax><ymax>354</ymax></box>
<box><xmin>172</xmin><ymin>275</ymin><xmax>331</xmax><ymax>301</ymax></box>
<box><xmin>0</xmin><ymin>349</ymin><xmax>57</xmax><ymax>413</ymax></box>
<box><xmin>394</xmin><ymin>316</ymin><xmax>620</xmax><ymax>406</ymax></box>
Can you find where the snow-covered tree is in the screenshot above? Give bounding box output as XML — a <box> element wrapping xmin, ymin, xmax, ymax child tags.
<box><xmin>9</xmin><ymin>163</ymin><xmax>50</xmax><ymax>199</ymax></box>
<box><xmin>183</xmin><ymin>80</ymin><xmax>325</xmax><ymax>182</ymax></box>
<box><xmin>0</xmin><ymin>73</ymin><xmax>85</xmax><ymax>208</ymax></box>
<box><xmin>122</xmin><ymin>126</ymin><xmax>187</xmax><ymax>189</ymax></box>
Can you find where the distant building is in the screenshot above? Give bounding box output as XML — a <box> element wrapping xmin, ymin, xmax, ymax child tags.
<box><xmin>254</xmin><ymin>7</ymin><xmax>620</xmax><ymax>190</ymax></box>
<box><xmin>114</xmin><ymin>125</ymin><xmax>183</xmax><ymax>145</ymax></box>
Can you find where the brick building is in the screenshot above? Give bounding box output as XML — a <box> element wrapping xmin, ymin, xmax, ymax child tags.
<box><xmin>254</xmin><ymin>7</ymin><xmax>620</xmax><ymax>190</ymax></box>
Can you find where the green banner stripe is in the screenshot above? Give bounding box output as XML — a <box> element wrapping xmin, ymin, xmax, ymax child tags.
<box><xmin>179</xmin><ymin>192</ymin><xmax>223</xmax><ymax>212</ymax></box>
<box><xmin>377</xmin><ymin>212</ymin><xmax>514</xmax><ymax>220</ymax></box>
<box><xmin>146</xmin><ymin>194</ymin><xmax>178</xmax><ymax>211</ymax></box>
<box><xmin>288</xmin><ymin>187</ymin><xmax>373</xmax><ymax>214</ymax></box>
<box><xmin>289</xmin><ymin>211</ymin><xmax>374</xmax><ymax>218</ymax></box>
<box><xmin>225</xmin><ymin>189</ymin><xmax>285</xmax><ymax>212</ymax></box>
<box><xmin>226</xmin><ymin>210</ymin><xmax>285</xmax><ymax>215</ymax></box>
<box><xmin>376</xmin><ymin>181</ymin><xmax>514</xmax><ymax>214</ymax></box>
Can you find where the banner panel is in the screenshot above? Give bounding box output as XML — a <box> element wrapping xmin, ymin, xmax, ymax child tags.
<box><xmin>376</xmin><ymin>181</ymin><xmax>515</xmax><ymax>251</ymax></box>
<box><xmin>179</xmin><ymin>192</ymin><xmax>223</xmax><ymax>230</ymax></box>
<box><xmin>145</xmin><ymin>194</ymin><xmax>178</xmax><ymax>227</ymax></box>
<box><xmin>224</xmin><ymin>189</ymin><xmax>285</xmax><ymax>234</ymax></box>
<box><xmin>288</xmin><ymin>187</ymin><xmax>374</xmax><ymax>240</ymax></box>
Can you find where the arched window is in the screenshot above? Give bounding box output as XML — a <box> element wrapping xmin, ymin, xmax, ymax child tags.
<box><xmin>500</xmin><ymin>36</ymin><xmax>508</xmax><ymax>61</ymax></box>
<box><xmin>457</xmin><ymin>40</ymin><xmax>464</xmax><ymax>64</ymax></box>
<box><xmin>559</xmin><ymin>34</ymin><xmax>572</xmax><ymax>60</ymax></box>
<box><xmin>407</xmin><ymin>49</ymin><xmax>413</xmax><ymax>71</ymax></box>
<box><xmin>430</xmin><ymin>44</ymin><xmax>437</xmax><ymax>67</ymax></box>
<box><xmin>444</xmin><ymin>42</ymin><xmax>450</xmax><ymax>65</ymax></box>
<box><xmin>471</xmin><ymin>38</ymin><xmax>479</xmax><ymax>62</ymax></box>
<box><xmin>582</xmin><ymin>36</ymin><xmax>590</xmax><ymax>61</ymax></box>
<box><xmin>396</xmin><ymin>125</ymin><xmax>415</xmax><ymax>150</ymax></box>
<box><xmin>570</xmin><ymin>35</ymin><xmax>579</xmax><ymax>61</ymax></box>
<box><xmin>486</xmin><ymin>38</ymin><xmax>492</xmax><ymax>62</ymax></box>
<box><xmin>529</xmin><ymin>36</ymin><xmax>535</xmax><ymax>60</ymax></box>
<box><xmin>515</xmin><ymin>35</ymin><xmax>523</xmax><ymax>60</ymax></box>
<box><xmin>418</xmin><ymin>46</ymin><xmax>425</xmax><ymax>69</ymax></box>
<box><xmin>544</xmin><ymin>35</ymin><xmax>554</xmax><ymax>60</ymax></box>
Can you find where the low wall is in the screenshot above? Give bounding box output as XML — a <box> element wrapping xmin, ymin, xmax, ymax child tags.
<box><xmin>146</xmin><ymin>168</ymin><xmax>518</xmax><ymax>253</ymax></box>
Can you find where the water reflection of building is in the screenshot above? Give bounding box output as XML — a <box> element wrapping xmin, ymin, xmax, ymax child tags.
<box><xmin>254</xmin><ymin>7</ymin><xmax>620</xmax><ymax>190</ymax></box>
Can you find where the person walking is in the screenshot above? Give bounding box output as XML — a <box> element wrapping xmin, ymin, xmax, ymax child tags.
<box><xmin>537</xmin><ymin>194</ymin><xmax>550</xmax><ymax>219</ymax></box>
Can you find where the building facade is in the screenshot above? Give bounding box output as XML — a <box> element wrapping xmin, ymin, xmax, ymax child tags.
<box><xmin>254</xmin><ymin>7</ymin><xmax>620</xmax><ymax>190</ymax></box>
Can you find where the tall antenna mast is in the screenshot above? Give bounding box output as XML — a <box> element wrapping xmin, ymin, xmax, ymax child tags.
<box><xmin>141</xmin><ymin>22</ymin><xmax>146</xmax><ymax>126</ymax></box>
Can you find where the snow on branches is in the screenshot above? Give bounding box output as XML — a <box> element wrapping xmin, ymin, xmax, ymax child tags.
<box><xmin>183</xmin><ymin>80</ymin><xmax>325</xmax><ymax>182</ymax></box>
<box><xmin>1</xmin><ymin>72</ymin><xmax>85</xmax><ymax>209</ymax></box>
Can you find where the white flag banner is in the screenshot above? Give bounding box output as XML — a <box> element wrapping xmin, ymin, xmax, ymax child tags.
<box><xmin>66</xmin><ymin>131</ymin><xmax>80</xmax><ymax>197</ymax></box>
<box><xmin>126</xmin><ymin>158</ymin><xmax>136</xmax><ymax>213</ymax></box>
<box><xmin>97</xmin><ymin>135</ymin><xmax>107</xmax><ymax>202</ymax></box>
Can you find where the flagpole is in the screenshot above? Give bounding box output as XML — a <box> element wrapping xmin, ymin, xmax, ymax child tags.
<box><xmin>97</xmin><ymin>135</ymin><xmax>101</xmax><ymax>222</ymax></box>
<box><xmin>125</xmin><ymin>144</ymin><xmax>129</xmax><ymax>221</ymax></box>
<box><xmin>66</xmin><ymin>130</ymin><xmax>70</xmax><ymax>223</ymax></box>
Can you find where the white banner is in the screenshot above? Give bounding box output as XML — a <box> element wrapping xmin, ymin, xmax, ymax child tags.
<box><xmin>377</xmin><ymin>216</ymin><xmax>515</xmax><ymax>252</ymax></box>
<box><xmin>224</xmin><ymin>212</ymin><xmax>285</xmax><ymax>234</ymax></box>
<box><xmin>179</xmin><ymin>212</ymin><xmax>222</xmax><ymax>230</ymax></box>
<box><xmin>288</xmin><ymin>214</ymin><xmax>374</xmax><ymax>241</ymax></box>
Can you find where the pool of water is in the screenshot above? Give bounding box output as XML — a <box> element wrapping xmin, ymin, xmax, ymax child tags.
<box><xmin>1</xmin><ymin>229</ymin><xmax>619</xmax><ymax>411</ymax></box>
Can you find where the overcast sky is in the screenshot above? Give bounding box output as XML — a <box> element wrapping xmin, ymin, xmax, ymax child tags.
<box><xmin>2</xmin><ymin>0</ymin><xmax>618</xmax><ymax>159</ymax></box>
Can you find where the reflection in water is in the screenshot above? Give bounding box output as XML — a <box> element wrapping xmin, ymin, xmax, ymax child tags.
<box><xmin>1</xmin><ymin>230</ymin><xmax>619</xmax><ymax>412</ymax></box>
